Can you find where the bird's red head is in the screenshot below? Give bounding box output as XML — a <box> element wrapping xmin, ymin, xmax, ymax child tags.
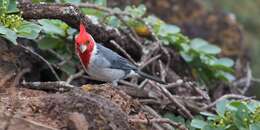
<box><xmin>75</xmin><ymin>23</ymin><xmax>95</xmax><ymax>53</ymax></box>
<box><xmin>75</xmin><ymin>23</ymin><xmax>96</xmax><ymax>68</ymax></box>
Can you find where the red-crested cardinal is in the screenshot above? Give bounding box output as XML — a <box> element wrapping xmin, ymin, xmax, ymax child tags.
<box><xmin>75</xmin><ymin>23</ymin><xmax>165</xmax><ymax>86</ymax></box>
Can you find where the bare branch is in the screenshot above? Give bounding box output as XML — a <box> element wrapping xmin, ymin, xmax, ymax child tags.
<box><xmin>18</xmin><ymin>44</ymin><xmax>61</xmax><ymax>81</ymax></box>
<box><xmin>66</xmin><ymin>70</ymin><xmax>85</xmax><ymax>83</ymax></box>
<box><xmin>110</xmin><ymin>40</ymin><xmax>137</xmax><ymax>65</ymax></box>
<box><xmin>202</xmin><ymin>94</ymin><xmax>254</xmax><ymax>110</ymax></box>
<box><xmin>11</xmin><ymin>68</ymin><xmax>31</xmax><ymax>88</ymax></box>
<box><xmin>140</xmin><ymin>54</ymin><xmax>161</xmax><ymax>69</ymax></box>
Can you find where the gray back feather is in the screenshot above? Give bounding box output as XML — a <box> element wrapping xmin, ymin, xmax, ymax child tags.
<box><xmin>95</xmin><ymin>44</ymin><xmax>137</xmax><ymax>71</ymax></box>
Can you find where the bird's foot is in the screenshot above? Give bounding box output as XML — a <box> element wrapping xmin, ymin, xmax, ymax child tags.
<box><xmin>112</xmin><ymin>80</ymin><xmax>119</xmax><ymax>87</ymax></box>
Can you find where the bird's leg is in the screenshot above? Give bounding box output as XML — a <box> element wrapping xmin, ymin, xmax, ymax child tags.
<box><xmin>112</xmin><ymin>80</ymin><xmax>119</xmax><ymax>87</ymax></box>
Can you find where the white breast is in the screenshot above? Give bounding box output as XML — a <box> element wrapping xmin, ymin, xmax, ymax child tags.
<box><xmin>84</xmin><ymin>45</ymin><xmax>126</xmax><ymax>82</ymax></box>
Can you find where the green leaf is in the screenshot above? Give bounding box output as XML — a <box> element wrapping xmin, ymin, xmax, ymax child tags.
<box><xmin>88</xmin><ymin>15</ymin><xmax>99</xmax><ymax>24</ymax></box>
<box><xmin>7</xmin><ymin>0</ymin><xmax>18</xmax><ymax>13</ymax></box>
<box><xmin>67</xmin><ymin>27</ymin><xmax>77</xmax><ymax>40</ymax></box>
<box><xmin>38</xmin><ymin>36</ymin><xmax>61</xmax><ymax>50</ymax></box>
<box><xmin>81</xmin><ymin>8</ymin><xmax>105</xmax><ymax>17</ymax></box>
<box><xmin>234</xmin><ymin>103</ymin><xmax>250</xmax><ymax>129</ymax></box>
<box><xmin>250</xmin><ymin>123</ymin><xmax>260</xmax><ymax>130</ymax></box>
<box><xmin>212</xmin><ymin>58</ymin><xmax>234</xmax><ymax>67</ymax></box>
<box><xmin>199</xmin><ymin>54</ymin><xmax>216</xmax><ymax>65</ymax></box>
<box><xmin>202</xmin><ymin>125</ymin><xmax>225</xmax><ymax>130</ymax></box>
<box><xmin>17</xmin><ymin>21</ymin><xmax>42</xmax><ymax>39</ymax></box>
<box><xmin>191</xmin><ymin>119</ymin><xmax>208</xmax><ymax>129</ymax></box>
<box><xmin>191</xmin><ymin>38</ymin><xmax>221</xmax><ymax>54</ymax></box>
<box><xmin>181</xmin><ymin>51</ymin><xmax>193</xmax><ymax>62</ymax></box>
<box><xmin>38</xmin><ymin>19</ymin><xmax>66</xmax><ymax>36</ymax></box>
<box><xmin>211</xmin><ymin>63</ymin><xmax>234</xmax><ymax>73</ymax></box>
<box><xmin>125</xmin><ymin>4</ymin><xmax>146</xmax><ymax>18</ymax></box>
<box><xmin>0</xmin><ymin>26</ymin><xmax>17</xmax><ymax>44</ymax></box>
<box><xmin>191</xmin><ymin>38</ymin><xmax>208</xmax><ymax>49</ymax></box>
<box><xmin>93</xmin><ymin>0</ymin><xmax>107</xmax><ymax>6</ymax></box>
<box><xmin>144</xmin><ymin>15</ymin><xmax>163</xmax><ymax>26</ymax></box>
<box><xmin>216</xmin><ymin>99</ymin><xmax>229</xmax><ymax>116</ymax></box>
<box><xmin>222</xmin><ymin>72</ymin><xmax>235</xmax><ymax>81</ymax></box>
<box><xmin>0</xmin><ymin>26</ymin><xmax>7</xmax><ymax>34</ymax></box>
<box><xmin>227</xmin><ymin>101</ymin><xmax>244</xmax><ymax>111</ymax></box>
<box><xmin>144</xmin><ymin>15</ymin><xmax>164</xmax><ymax>33</ymax></box>
<box><xmin>106</xmin><ymin>16</ymin><xmax>121</xmax><ymax>28</ymax></box>
<box><xmin>200</xmin><ymin>44</ymin><xmax>221</xmax><ymax>54</ymax></box>
<box><xmin>62</xmin><ymin>0</ymin><xmax>81</xmax><ymax>4</ymax></box>
<box><xmin>247</xmin><ymin>101</ymin><xmax>260</xmax><ymax>112</ymax></box>
<box><xmin>215</xmin><ymin>71</ymin><xmax>235</xmax><ymax>81</ymax></box>
<box><xmin>180</xmin><ymin>43</ymin><xmax>191</xmax><ymax>52</ymax></box>
<box><xmin>159</xmin><ymin>24</ymin><xmax>180</xmax><ymax>37</ymax></box>
<box><xmin>164</xmin><ymin>113</ymin><xmax>185</xmax><ymax>124</ymax></box>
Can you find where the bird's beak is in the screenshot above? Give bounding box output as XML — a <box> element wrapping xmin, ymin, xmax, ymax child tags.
<box><xmin>79</xmin><ymin>44</ymin><xmax>87</xmax><ymax>53</ymax></box>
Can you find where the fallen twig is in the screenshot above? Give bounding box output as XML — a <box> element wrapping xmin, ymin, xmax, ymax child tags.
<box><xmin>21</xmin><ymin>81</ymin><xmax>75</xmax><ymax>92</ymax></box>
<box><xmin>138</xmin><ymin>79</ymin><xmax>149</xmax><ymax>89</ymax></box>
<box><xmin>163</xmin><ymin>79</ymin><xmax>184</xmax><ymax>89</ymax></box>
<box><xmin>140</xmin><ymin>54</ymin><xmax>161</xmax><ymax>69</ymax></box>
<box><xmin>148</xmin><ymin>81</ymin><xmax>193</xmax><ymax>119</ymax></box>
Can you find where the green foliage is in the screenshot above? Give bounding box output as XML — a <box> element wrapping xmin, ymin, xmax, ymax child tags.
<box><xmin>0</xmin><ymin>0</ymin><xmax>42</xmax><ymax>44</ymax></box>
<box><xmin>37</xmin><ymin>35</ymin><xmax>61</xmax><ymax>50</ymax></box>
<box><xmin>144</xmin><ymin>15</ymin><xmax>234</xmax><ymax>83</ymax></box>
<box><xmin>191</xmin><ymin>100</ymin><xmax>260</xmax><ymax>130</ymax></box>
<box><xmin>0</xmin><ymin>0</ymin><xmax>22</xmax><ymax>29</ymax></box>
<box><xmin>0</xmin><ymin>26</ymin><xmax>17</xmax><ymax>44</ymax></box>
<box><xmin>17</xmin><ymin>21</ymin><xmax>42</xmax><ymax>39</ymax></box>
<box><xmin>164</xmin><ymin>113</ymin><xmax>197</xmax><ymax>130</ymax></box>
<box><xmin>61</xmin><ymin>0</ymin><xmax>81</xmax><ymax>4</ymax></box>
<box><xmin>38</xmin><ymin>19</ymin><xmax>68</xmax><ymax>37</ymax></box>
<box><xmin>124</xmin><ymin>4</ymin><xmax>146</xmax><ymax>18</ymax></box>
<box><xmin>145</xmin><ymin>14</ymin><xmax>234</xmax><ymax>83</ymax></box>
<box><xmin>0</xmin><ymin>0</ymin><xmax>77</xmax><ymax>77</ymax></box>
<box><xmin>36</xmin><ymin>19</ymin><xmax>78</xmax><ymax>75</ymax></box>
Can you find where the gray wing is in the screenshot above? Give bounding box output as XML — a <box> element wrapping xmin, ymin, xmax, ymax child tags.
<box><xmin>96</xmin><ymin>44</ymin><xmax>137</xmax><ymax>71</ymax></box>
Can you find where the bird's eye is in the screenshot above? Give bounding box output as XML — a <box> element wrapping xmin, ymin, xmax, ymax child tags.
<box><xmin>86</xmin><ymin>40</ymin><xmax>90</xmax><ymax>45</ymax></box>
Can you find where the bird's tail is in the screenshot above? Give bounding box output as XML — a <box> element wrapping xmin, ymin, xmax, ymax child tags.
<box><xmin>136</xmin><ymin>70</ymin><xmax>166</xmax><ymax>84</ymax></box>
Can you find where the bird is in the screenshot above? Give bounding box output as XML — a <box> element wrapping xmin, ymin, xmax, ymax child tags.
<box><xmin>75</xmin><ymin>23</ymin><xmax>165</xmax><ymax>86</ymax></box>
